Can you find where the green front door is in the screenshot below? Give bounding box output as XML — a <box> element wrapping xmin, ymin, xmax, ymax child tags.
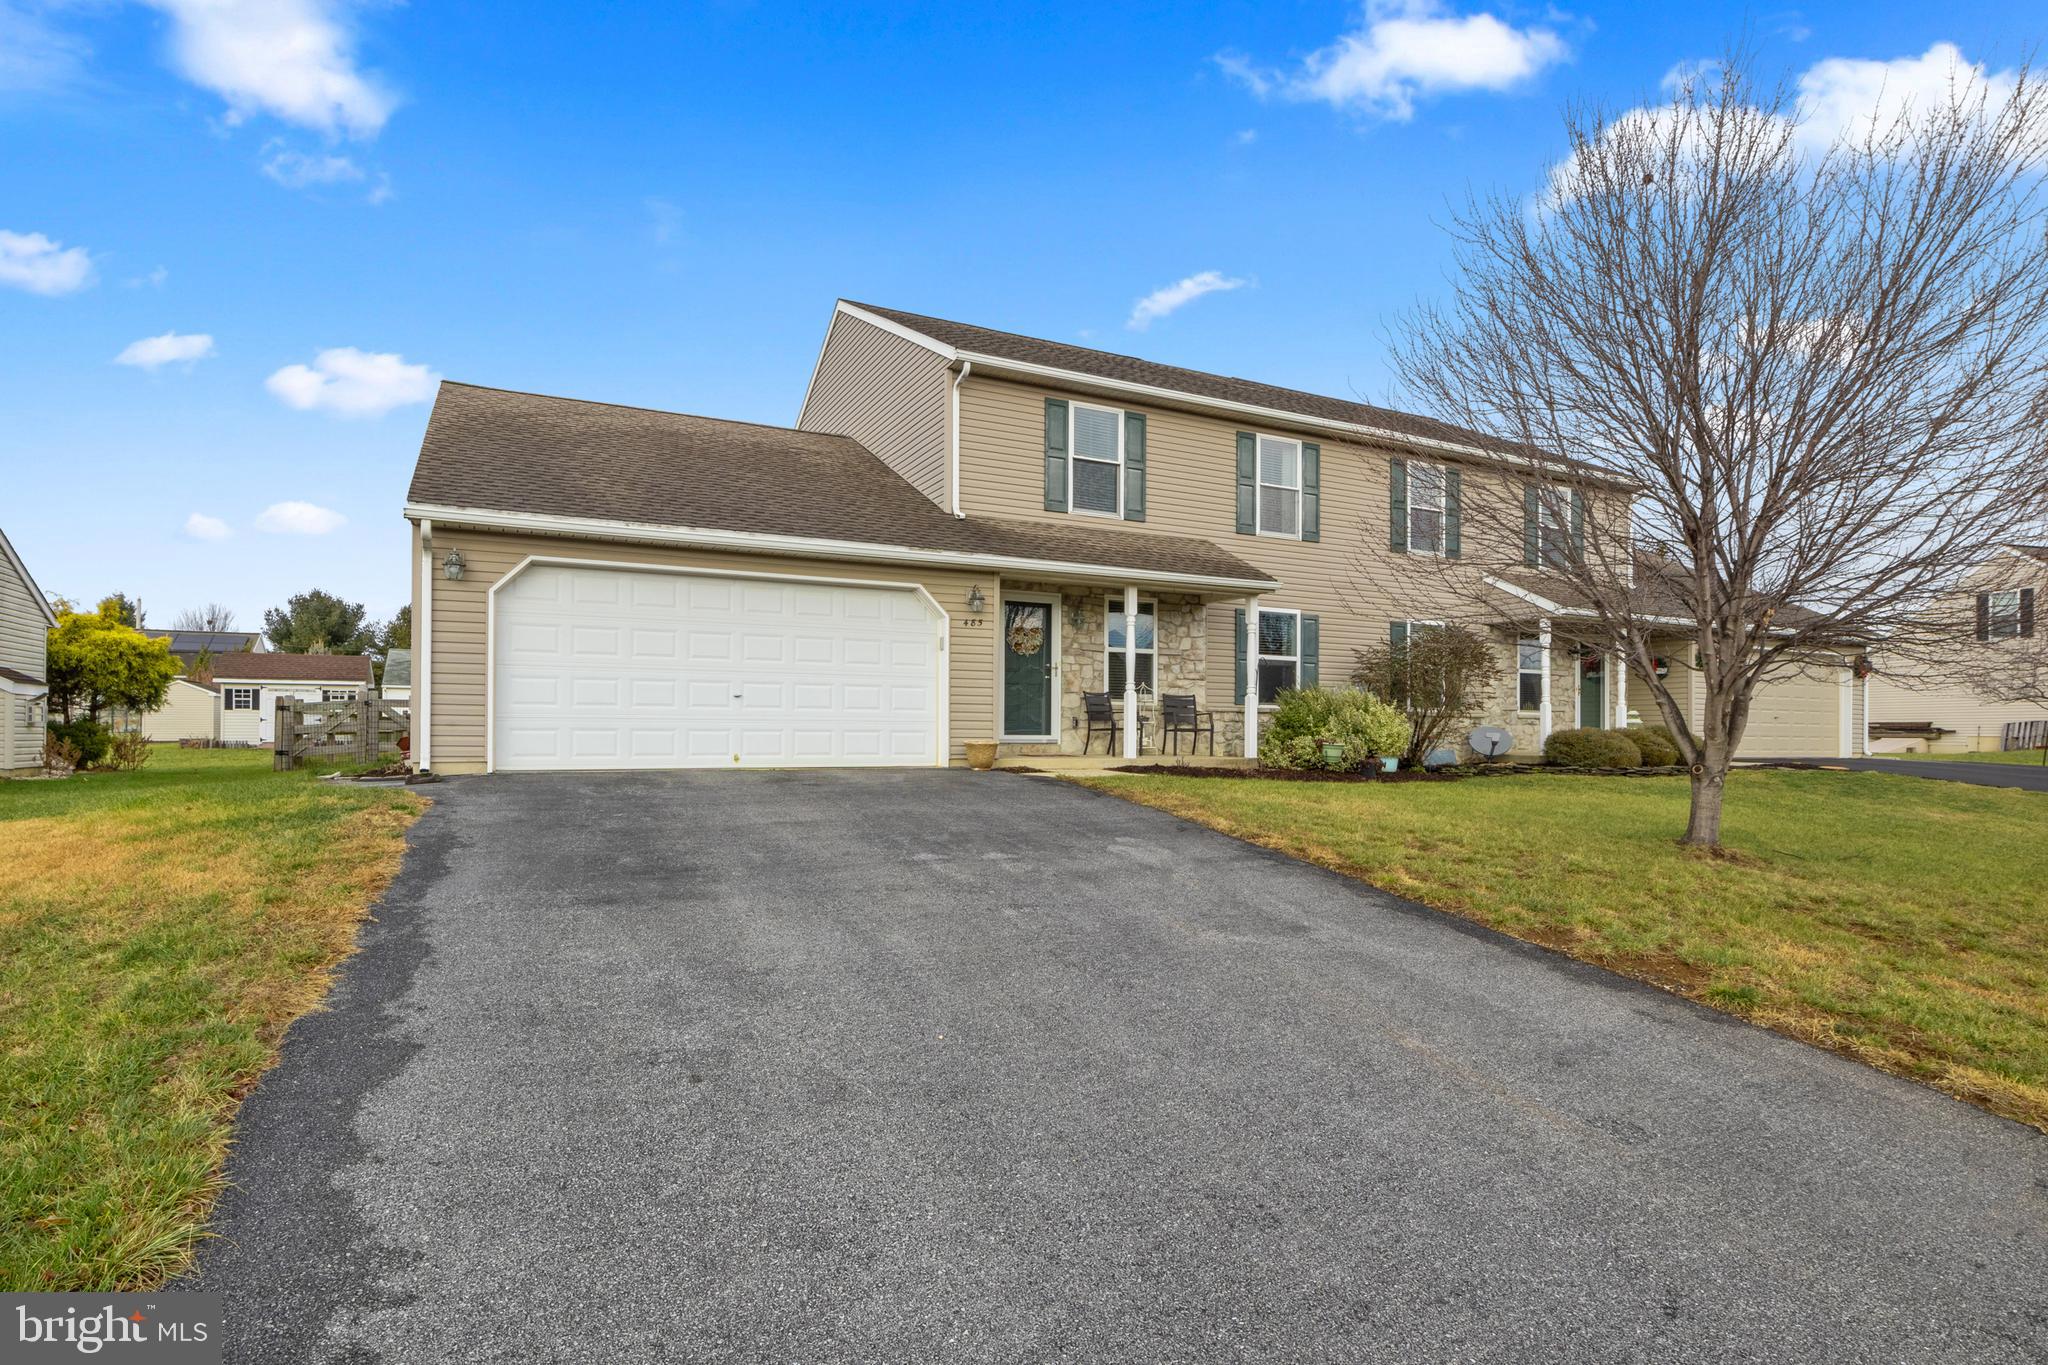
<box><xmin>1580</xmin><ymin>655</ymin><xmax>1605</xmax><ymax>728</ymax></box>
<box><xmin>1002</xmin><ymin>600</ymin><xmax>1054</xmax><ymax>738</ymax></box>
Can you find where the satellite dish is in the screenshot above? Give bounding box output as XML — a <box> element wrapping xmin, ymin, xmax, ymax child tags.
<box><xmin>1468</xmin><ymin>725</ymin><xmax>1514</xmax><ymax>761</ymax></box>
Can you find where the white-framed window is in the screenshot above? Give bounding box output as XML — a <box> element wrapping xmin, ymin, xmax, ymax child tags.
<box><xmin>1537</xmin><ymin>492</ymin><xmax>1573</xmax><ymax>568</ymax></box>
<box><xmin>1517</xmin><ymin>637</ymin><xmax>1544</xmax><ymax>712</ymax></box>
<box><xmin>1256</xmin><ymin>434</ymin><xmax>1302</xmax><ymax>537</ymax></box>
<box><xmin>1256</xmin><ymin>608</ymin><xmax>1300</xmax><ymax>704</ymax></box>
<box><xmin>224</xmin><ymin>686</ymin><xmax>259</xmax><ymax>711</ymax></box>
<box><xmin>1069</xmin><ymin>402</ymin><xmax>1123</xmax><ymax>516</ymax></box>
<box><xmin>1408</xmin><ymin>463</ymin><xmax>1447</xmax><ymax>554</ymax></box>
<box><xmin>1987</xmin><ymin>589</ymin><xmax>2023</xmax><ymax>641</ymax></box>
<box><xmin>1105</xmin><ymin>598</ymin><xmax>1156</xmax><ymax>696</ymax></box>
<box><xmin>322</xmin><ymin>689</ymin><xmax>358</xmax><ymax>702</ymax></box>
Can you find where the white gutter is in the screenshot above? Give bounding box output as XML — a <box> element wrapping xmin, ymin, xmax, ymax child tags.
<box><xmin>402</xmin><ymin>502</ymin><xmax>1282</xmax><ymax>594</ymax></box>
<box><xmin>948</xmin><ymin>360</ymin><xmax>972</xmax><ymax>518</ymax></box>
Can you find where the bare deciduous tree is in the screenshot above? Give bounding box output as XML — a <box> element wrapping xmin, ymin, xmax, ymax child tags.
<box><xmin>1391</xmin><ymin>52</ymin><xmax>2048</xmax><ymax>847</ymax></box>
<box><xmin>170</xmin><ymin>603</ymin><xmax>236</xmax><ymax>632</ymax></box>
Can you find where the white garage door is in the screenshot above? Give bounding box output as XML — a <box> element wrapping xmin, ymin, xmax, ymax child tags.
<box><xmin>1738</xmin><ymin>667</ymin><xmax>1845</xmax><ymax>757</ymax></box>
<box><xmin>493</xmin><ymin>564</ymin><xmax>941</xmax><ymax>771</ymax></box>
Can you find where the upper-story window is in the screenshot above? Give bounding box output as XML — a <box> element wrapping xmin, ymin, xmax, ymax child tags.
<box><xmin>1257</xmin><ymin>436</ymin><xmax>1302</xmax><ymax>538</ymax></box>
<box><xmin>1069</xmin><ymin>402</ymin><xmax>1124</xmax><ymax>516</ymax></box>
<box><xmin>1524</xmin><ymin>484</ymin><xmax>1583</xmax><ymax>570</ymax></box>
<box><xmin>1408</xmin><ymin>463</ymin><xmax>1448</xmax><ymax>554</ymax></box>
<box><xmin>1986</xmin><ymin>589</ymin><xmax>2024</xmax><ymax>641</ymax></box>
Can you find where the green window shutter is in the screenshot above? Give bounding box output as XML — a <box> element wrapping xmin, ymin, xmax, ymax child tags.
<box><xmin>1977</xmin><ymin>592</ymin><xmax>1991</xmax><ymax>642</ymax></box>
<box><xmin>1569</xmin><ymin>490</ymin><xmax>1586</xmax><ymax>558</ymax></box>
<box><xmin>1234</xmin><ymin>608</ymin><xmax>1249</xmax><ymax>702</ymax></box>
<box><xmin>1443</xmin><ymin>469</ymin><xmax>1462</xmax><ymax>559</ymax></box>
<box><xmin>1235</xmin><ymin>433</ymin><xmax>1257</xmax><ymax>535</ymax></box>
<box><xmin>1043</xmin><ymin>398</ymin><xmax>1069</xmax><ymax>513</ymax></box>
<box><xmin>1301</xmin><ymin>614</ymin><xmax>1320</xmax><ymax>687</ymax></box>
<box><xmin>2022</xmin><ymin>588</ymin><xmax>2036</xmax><ymax>638</ymax></box>
<box><xmin>1523</xmin><ymin>486</ymin><xmax>1539</xmax><ymax>567</ymax></box>
<box><xmin>1300</xmin><ymin>442</ymin><xmax>1320</xmax><ymax>542</ymax></box>
<box><xmin>1122</xmin><ymin>411</ymin><xmax>1146</xmax><ymax>522</ymax></box>
<box><xmin>1389</xmin><ymin>458</ymin><xmax>1408</xmax><ymax>552</ymax></box>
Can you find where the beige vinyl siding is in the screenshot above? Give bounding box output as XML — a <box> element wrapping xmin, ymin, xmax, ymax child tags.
<box><xmin>799</xmin><ymin>311</ymin><xmax>954</xmax><ymax>508</ymax></box>
<box><xmin>0</xmin><ymin>537</ymin><xmax>50</xmax><ymax>773</ymax></box>
<box><xmin>1868</xmin><ymin>555</ymin><xmax>2048</xmax><ymax>751</ymax></box>
<box><xmin>957</xmin><ymin>374</ymin><xmax>1576</xmax><ymax>714</ymax></box>
<box><xmin>141</xmin><ymin>678</ymin><xmax>220</xmax><ymax>742</ymax></box>
<box><xmin>417</xmin><ymin>527</ymin><xmax>994</xmax><ymax>773</ymax></box>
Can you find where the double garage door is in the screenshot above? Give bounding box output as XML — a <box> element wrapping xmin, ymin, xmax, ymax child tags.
<box><xmin>1739</xmin><ymin>667</ymin><xmax>1847</xmax><ymax>757</ymax></box>
<box><xmin>493</xmin><ymin>563</ymin><xmax>942</xmax><ymax>771</ymax></box>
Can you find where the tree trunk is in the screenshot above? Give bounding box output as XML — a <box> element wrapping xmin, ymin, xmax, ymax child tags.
<box><xmin>1682</xmin><ymin>761</ymin><xmax>1728</xmax><ymax>848</ymax></box>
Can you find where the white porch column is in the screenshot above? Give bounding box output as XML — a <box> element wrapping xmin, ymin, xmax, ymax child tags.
<box><xmin>1121</xmin><ymin>585</ymin><xmax>1139</xmax><ymax>760</ymax></box>
<box><xmin>1243</xmin><ymin>595</ymin><xmax>1261</xmax><ymax>758</ymax></box>
<box><xmin>1613</xmin><ymin>648</ymin><xmax>1629</xmax><ymax>728</ymax></box>
<box><xmin>1537</xmin><ymin>617</ymin><xmax>1553</xmax><ymax>748</ymax></box>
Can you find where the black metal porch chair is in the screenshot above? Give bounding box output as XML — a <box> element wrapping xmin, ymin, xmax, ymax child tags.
<box><xmin>1159</xmin><ymin>693</ymin><xmax>1215</xmax><ymax>756</ymax></box>
<box><xmin>1081</xmin><ymin>691</ymin><xmax>1121</xmax><ymax>755</ymax></box>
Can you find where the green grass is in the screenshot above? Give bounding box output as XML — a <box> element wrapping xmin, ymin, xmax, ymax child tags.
<box><xmin>0</xmin><ymin>747</ymin><xmax>422</xmax><ymax>1290</ymax></box>
<box><xmin>1078</xmin><ymin>769</ymin><xmax>2048</xmax><ymax>1131</ymax></box>
<box><xmin>1882</xmin><ymin>749</ymin><xmax>2048</xmax><ymax>766</ymax></box>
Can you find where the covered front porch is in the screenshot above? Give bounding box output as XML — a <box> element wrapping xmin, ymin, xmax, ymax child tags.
<box><xmin>990</xmin><ymin>576</ymin><xmax>1269</xmax><ymax>763</ymax></box>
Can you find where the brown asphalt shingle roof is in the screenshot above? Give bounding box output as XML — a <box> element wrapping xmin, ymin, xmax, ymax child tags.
<box><xmin>406</xmin><ymin>383</ymin><xmax>1278</xmax><ymax>586</ymax></box>
<box><xmin>208</xmin><ymin>653</ymin><xmax>373</xmax><ymax>685</ymax></box>
<box><xmin>0</xmin><ymin>666</ymin><xmax>44</xmax><ymax>686</ymax></box>
<box><xmin>845</xmin><ymin>301</ymin><xmax>1620</xmax><ymax>480</ymax></box>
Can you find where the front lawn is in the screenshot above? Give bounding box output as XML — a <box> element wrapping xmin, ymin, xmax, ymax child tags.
<box><xmin>1079</xmin><ymin>769</ymin><xmax>2048</xmax><ymax>1131</ymax></box>
<box><xmin>0</xmin><ymin>747</ymin><xmax>423</xmax><ymax>1290</ymax></box>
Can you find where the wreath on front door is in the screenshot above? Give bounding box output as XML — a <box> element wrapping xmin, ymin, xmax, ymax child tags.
<box><xmin>1005</xmin><ymin>606</ymin><xmax>1044</xmax><ymax>657</ymax></box>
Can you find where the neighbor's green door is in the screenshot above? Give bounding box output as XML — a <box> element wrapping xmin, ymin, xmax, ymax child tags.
<box><xmin>1003</xmin><ymin>600</ymin><xmax>1053</xmax><ymax>738</ymax></box>
<box><xmin>1580</xmin><ymin>655</ymin><xmax>1605</xmax><ymax>729</ymax></box>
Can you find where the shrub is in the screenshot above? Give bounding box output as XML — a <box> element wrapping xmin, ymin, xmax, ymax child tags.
<box><xmin>1543</xmin><ymin>727</ymin><xmax>1643</xmax><ymax>768</ymax></box>
<box><xmin>41</xmin><ymin>733</ymin><xmax>80</xmax><ymax>774</ymax></box>
<box><xmin>47</xmin><ymin>718</ymin><xmax>111</xmax><ymax>768</ymax></box>
<box><xmin>1351</xmin><ymin>624</ymin><xmax>1503</xmax><ymax>768</ymax></box>
<box><xmin>1259</xmin><ymin>688</ymin><xmax>1413</xmax><ymax>772</ymax></box>
<box><xmin>1626</xmin><ymin>724</ymin><xmax>1681</xmax><ymax>766</ymax></box>
<box><xmin>103</xmin><ymin>732</ymin><xmax>153</xmax><ymax>772</ymax></box>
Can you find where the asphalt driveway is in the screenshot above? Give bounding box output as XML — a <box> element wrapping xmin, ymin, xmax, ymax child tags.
<box><xmin>1783</xmin><ymin>755</ymin><xmax>2048</xmax><ymax>792</ymax></box>
<box><xmin>193</xmin><ymin>770</ymin><xmax>2047</xmax><ymax>1363</ymax></box>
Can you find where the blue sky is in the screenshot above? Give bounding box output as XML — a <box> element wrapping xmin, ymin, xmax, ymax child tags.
<box><xmin>0</xmin><ymin>1</ymin><xmax>2035</xmax><ymax>631</ymax></box>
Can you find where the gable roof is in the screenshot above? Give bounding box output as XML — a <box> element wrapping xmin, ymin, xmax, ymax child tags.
<box><xmin>208</xmin><ymin>652</ymin><xmax>373</xmax><ymax>685</ymax></box>
<box><xmin>147</xmin><ymin>629</ymin><xmax>266</xmax><ymax>658</ymax></box>
<box><xmin>0</xmin><ymin>526</ymin><xmax>57</xmax><ymax>629</ymax></box>
<box><xmin>382</xmin><ymin>648</ymin><xmax>411</xmax><ymax>688</ymax></box>
<box><xmin>2010</xmin><ymin>544</ymin><xmax>2048</xmax><ymax>564</ymax></box>
<box><xmin>406</xmin><ymin>382</ymin><xmax>1277</xmax><ymax>590</ymax></box>
<box><xmin>837</xmin><ymin>301</ymin><xmax>1625</xmax><ymax>484</ymax></box>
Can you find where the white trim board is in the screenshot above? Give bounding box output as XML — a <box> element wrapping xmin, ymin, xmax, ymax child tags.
<box><xmin>482</xmin><ymin>554</ymin><xmax>952</xmax><ymax>774</ymax></box>
<box><xmin>404</xmin><ymin>501</ymin><xmax>1279</xmax><ymax>593</ymax></box>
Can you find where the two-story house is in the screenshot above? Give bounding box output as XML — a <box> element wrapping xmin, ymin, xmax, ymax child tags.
<box><xmin>401</xmin><ymin>301</ymin><xmax>1862</xmax><ymax>773</ymax></box>
<box><xmin>0</xmin><ymin>525</ymin><xmax>57</xmax><ymax>776</ymax></box>
<box><xmin>1868</xmin><ymin>545</ymin><xmax>2045</xmax><ymax>752</ymax></box>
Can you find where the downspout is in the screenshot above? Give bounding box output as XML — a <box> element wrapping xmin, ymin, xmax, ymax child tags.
<box><xmin>949</xmin><ymin>361</ymin><xmax>972</xmax><ymax>518</ymax></box>
<box><xmin>417</xmin><ymin>518</ymin><xmax>433</xmax><ymax>773</ymax></box>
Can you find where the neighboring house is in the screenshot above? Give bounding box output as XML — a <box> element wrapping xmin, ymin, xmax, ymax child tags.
<box><xmin>1868</xmin><ymin>545</ymin><xmax>2047</xmax><ymax>752</ymax></box>
<box><xmin>145</xmin><ymin>629</ymin><xmax>268</xmax><ymax>668</ymax></box>
<box><xmin>0</xmin><ymin>526</ymin><xmax>57</xmax><ymax>776</ymax></box>
<box><xmin>208</xmin><ymin>653</ymin><xmax>376</xmax><ymax>746</ymax></box>
<box><xmin>140</xmin><ymin>677</ymin><xmax>222</xmax><ymax>743</ymax></box>
<box><xmin>401</xmin><ymin>300</ymin><xmax>1864</xmax><ymax>774</ymax></box>
<box><xmin>380</xmin><ymin>648</ymin><xmax>412</xmax><ymax>715</ymax></box>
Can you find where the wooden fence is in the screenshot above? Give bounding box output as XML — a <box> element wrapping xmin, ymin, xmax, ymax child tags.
<box><xmin>273</xmin><ymin>696</ymin><xmax>409</xmax><ymax>770</ymax></box>
<box><xmin>2001</xmin><ymin>719</ymin><xmax>2048</xmax><ymax>753</ymax></box>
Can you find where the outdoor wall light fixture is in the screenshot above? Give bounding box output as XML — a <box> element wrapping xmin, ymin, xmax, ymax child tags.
<box><xmin>442</xmin><ymin>548</ymin><xmax>466</xmax><ymax>581</ymax></box>
<box><xmin>965</xmin><ymin>585</ymin><xmax>987</xmax><ymax>615</ymax></box>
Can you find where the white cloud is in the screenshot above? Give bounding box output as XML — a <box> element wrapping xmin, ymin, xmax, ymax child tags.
<box><xmin>126</xmin><ymin>265</ymin><xmax>170</xmax><ymax>289</ymax></box>
<box><xmin>255</xmin><ymin>500</ymin><xmax>345</xmax><ymax>535</ymax></box>
<box><xmin>141</xmin><ymin>0</ymin><xmax>396</xmax><ymax>137</ymax></box>
<box><xmin>1232</xmin><ymin>128</ymin><xmax>1259</xmax><ymax>145</ymax></box>
<box><xmin>1225</xmin><ymin>1</ymin><xmax>1568</xmax><ymax>122</ymax></box>
<box><xmin>184</xmin><ymin>512</ymin><xmax>232</xmax><ymax>541</ymax></box>
<box><xmin>1795</xmin><ymin>43</ymin><xmax>2020</xmax><ymax>153</ymax></box>
<box><xmin>0</xmin><ymin>228</ymin><xmax>93</xmax><ymax>295</ymax></box>
<box><xmin>265</xmin><ymin>347</ymin><xmax>439</xmax><ymax>416</ymax></box>
<box><xmin>260</xmin><ymin>146</ymin><xmax>365</xmax><ymax>188</ymax></box>
<box><xmin>0</xmin><ymin>0</ymin><xmax>87</xmax><ymax>93</ymax></box>
<box><xmin>116</xmin><ymin>331</ymin><xmax>217</xmax><ymax>370</ymax></box>
<box><xmin>1127</xmin><ymin>271</ymin><xmax>1250</xmax><ymax>331</ymax></box>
